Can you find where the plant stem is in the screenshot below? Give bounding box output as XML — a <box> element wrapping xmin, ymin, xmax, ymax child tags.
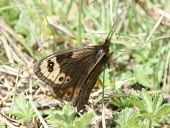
<box><xmin>78</xmin><ymin>0</ymin><xmax>82</xmax><ymax>47</ymax></box>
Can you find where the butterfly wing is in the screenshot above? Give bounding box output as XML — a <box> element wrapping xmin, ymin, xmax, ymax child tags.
<box><xmin>73</xmin><ymin>48</ymin><xmax>109</xmax><ymax>111</ymax></box>
<box><xmin>34</xmin><ymin>46</ymin><xmax>107</xmax><ymax>102</ymax></box>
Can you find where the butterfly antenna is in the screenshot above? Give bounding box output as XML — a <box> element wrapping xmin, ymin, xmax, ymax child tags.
<box><xmin>105</xmin><ymin>6</ymin><xmax>129</xmax><ymax>45</ymax></box>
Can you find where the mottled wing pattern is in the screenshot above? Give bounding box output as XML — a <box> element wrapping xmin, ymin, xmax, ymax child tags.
<box><xmin>73</xmin><ymin>48</ymin><xmax>109</xmax><ymax>111</ymax></box>
<box><xmin>34</xmin><ymin>46</ymin><xmax>107</xmax><ymax>103</ymax></box>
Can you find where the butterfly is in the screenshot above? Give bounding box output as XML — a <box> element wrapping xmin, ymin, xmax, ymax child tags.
<box><xmin>34</xmin><ymin>13</ymin><xmax>122</xmax><ymax>112</ymax></box>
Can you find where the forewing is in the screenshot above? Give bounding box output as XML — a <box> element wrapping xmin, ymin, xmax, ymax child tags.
<box><xmin>34</xmin><ymin>46</ymin><xmax>101</xmax><ymax>101</ymax></box>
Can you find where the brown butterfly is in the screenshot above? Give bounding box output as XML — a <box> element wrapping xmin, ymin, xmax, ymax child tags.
<box><xmin>34</xmin><ymin>13</ymin><xmax>122</xmax><ymax>111</ymax></box>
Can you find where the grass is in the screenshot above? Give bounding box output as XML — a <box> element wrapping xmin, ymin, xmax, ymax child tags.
<box><xmin>0</xmin><ymin>0</ymin><xmax>170</xmax><ymax>127</ymax></box>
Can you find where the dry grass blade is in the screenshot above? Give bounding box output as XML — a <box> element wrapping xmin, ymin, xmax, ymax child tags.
<box><xmin>26</xmin><ymin>93</ymin><xmax>48</xmax><ymax>128</ymax></box>
<box><xmin>0</xmin><ymin>20</ymin><xmax>29</xmax><ymax>64</ymax></box>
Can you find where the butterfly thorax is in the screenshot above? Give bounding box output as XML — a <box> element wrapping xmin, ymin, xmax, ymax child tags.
<box><xmin>98</xmin><ymin>38</ymin><xmax>110</xmax><ymax>54</ymax></box>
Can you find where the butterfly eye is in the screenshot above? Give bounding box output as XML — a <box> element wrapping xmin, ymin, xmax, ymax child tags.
<box><xmin>96</xmin><ymin>50</ymin><xmax>103</xmax><ymax>57</ymax></box>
